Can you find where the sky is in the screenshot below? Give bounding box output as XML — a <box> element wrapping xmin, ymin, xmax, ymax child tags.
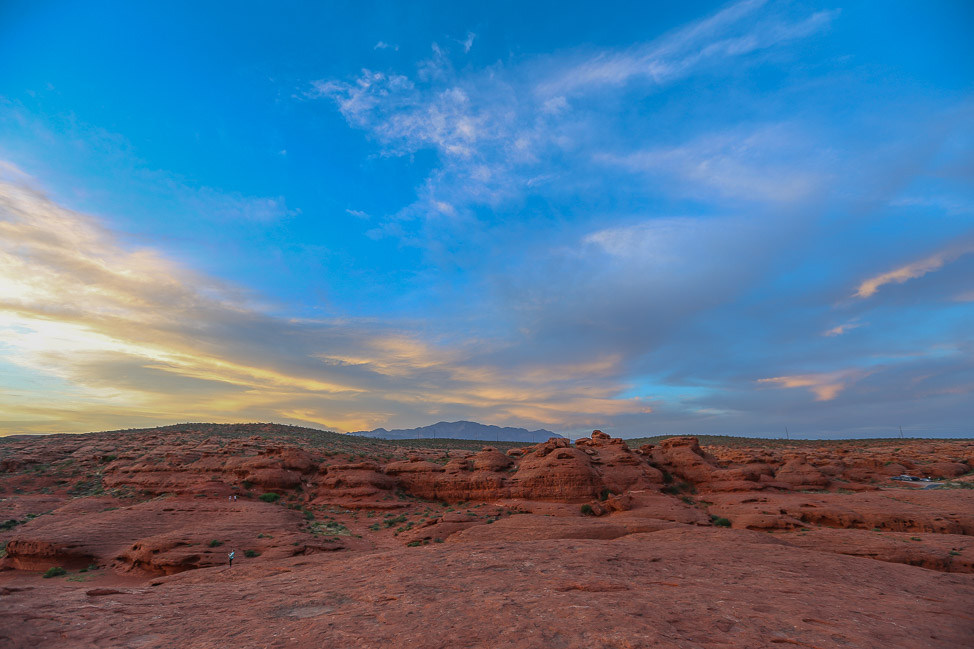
<box><xmin>0</xmin><ymin>0</ymin><xmax>972</xmax><ymax>438</ymax></box>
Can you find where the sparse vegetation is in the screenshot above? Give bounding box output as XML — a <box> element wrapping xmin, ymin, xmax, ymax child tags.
<box><xmin>710</xmin><ymin>516</ymin><xmax>731</xmax><ymax>528</ymax></box>
<box><xmin>384</xmin><ymin>514</ymin><xmax>407</xmax><ymax>528</ymax></box>
<box><xmin>244</xmin><ymin>549</ymin><xmax>260</xmax><ymax>558</ymax></box>
<box><xmin>42</xmin><ymin>566</ymin><xmax>67</xmax><ymax>578</ymax></box>
<box><xmin>662</xmin><ymin>481</ymin><xmax>696</xmax><ymax>495</ymax></box>
<box><xmin>259</xmin><ymin>492</ymin><xmax>280</xmax><ymax>503</ymax></box>
<box><xmin>208</xmin><ymin>539</ymin><xmax>223</xmax><ymax>547</ymax></box>
<box><xmin>68</xmin><ymin>476</ymin><xmax>104</xmax><ymax>496</ymax></box>
<box><xmin>67</xmin><ymin>573</ymin><xmax>93</xmax><ymax>582</ymax></box>
<box><xmin>580</xmin><ymin>504</ymin><xmax>593</xmax><ymax>515</ymax></box>
<box><xmin>309</xmin><ymin>521</ymin><xmax>351</xmax><ymax>536</ymax></box>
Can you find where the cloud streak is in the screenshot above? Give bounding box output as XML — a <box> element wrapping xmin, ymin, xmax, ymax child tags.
<box><xmin>0</xmin><ymin>169</ymin><xmax>650</xmax><ymax>434</ymax></box>
<box><xmin>757</xmin><ymin>370</ymin><xmax>866</xmax><ymax>402</ymax></box>
<box><xmin>306</xmin><ymin>0</ymin><xmax>838</xmax><ymax>247</ymax></box>
<box><xmin>536</xmin><ymin>0</ymin><xmax>837</xmax><ymax>96</ymax></box>
<box><xmin>855</xmin><ymin>246</ymin><xmax>974</xmax><ymax>299</ymax></box>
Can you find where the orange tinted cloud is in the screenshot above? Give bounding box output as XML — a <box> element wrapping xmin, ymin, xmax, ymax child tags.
<box><xmin>757</xmin><ymin>370</ymin><xmax>867</xmax><ymax>401</ymax></box>
<box><xmin>0</xmin><ymin>168</ymin><xmax>649</xmax><ymax>435</ymax></box>
<box><xmin>823</xmin><ymin>321</ymin><xmax>864</xmax><ymax>337</ymax></box>
<box><xmin>855</xmin><ymin>247</ymin><xmax>972</xmax><ymax>298</ymax></box>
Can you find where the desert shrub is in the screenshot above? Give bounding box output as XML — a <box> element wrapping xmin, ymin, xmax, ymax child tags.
<box><xmin>710</xmin><ymin>516</ymin><xmax>731</xmax><ymax>528</ymax></box>
<box><xmin>383</xmin><ymin>514</ymin><xmax>407</xmax><ymax>528</ymax></box>
<box><xmin>43</xmin><ymin>566</ymin><xmax>67</xmax><ymax>578</ymax></box>
<box><xmin>309</xmin><ymin>521</ymin><xmax>351</xmax><ymax>536</ymax></box>
<box><xmin>580</xmin><ymin>504</ymin><xmax>593</xmax><ymax>515</ymax></box>
<box><xmin>208</xmin><ymin>539</ymin><xmax>223</xmax><ymax>547</ymax></box>
<box><xmin>662</xmin><ymin>481</ymin><xmax>696</xmax><ymax>496</ymax></box>
<box><xmin>259</xmin><ymin>492</ymin><xmax>280</xmax><ymax>503</ymax></box>
<box><xmin>406</xmin><ymin>540</ymin><xmax>422</xmax><ymax>547</ymax></box>
<box><xmin>661</xmin><ymin>471</ymin><xmax>674</xmax><ymax>484</ymax></box>
<box><xmin>244</xmin><ymin>549</ymin><xmax>260</xmax><ymax>558</ymax></box>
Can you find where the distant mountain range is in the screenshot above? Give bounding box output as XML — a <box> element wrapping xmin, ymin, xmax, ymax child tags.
<box><xmin>350</xmin><ymin>420</ymin><xmax>562</xmax><ymax>442</ymax></box>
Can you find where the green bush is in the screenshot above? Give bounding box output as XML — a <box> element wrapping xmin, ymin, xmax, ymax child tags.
<box><xmin>208</xmin><ymin>539</ymin><xmax>223</xmax><ymax>547</ymax></box>
<box><xmin>43</xmin><ymin>566</ymin><xmax>67</xmax><ymax>578</ymax></box>
<box><xmin>710</xmin><ymin>516</ymin><xmax>731</xmax><ymax>528</ymax></box>
<box><xmin>406</xmin><ymin>540</ymin><xmax>422</xmax><ymax>547</ymax></box>
<box><xmin>244</xmin><ymin>549</ymin><xmax>260</xmax><ymax>558</ymax></box>
<box><xmin>383</xmin><ymin>514</ymin><xmax>407</xmax><ymax>528</ymax></box>
<box><xmin>662</xmin><ymin>481</ymin><xmax>696</xmax><ymax>496</ymax></box>
<box><xmin>259</xmin><ymin>492</ymin><xmax>280</xmax><ymax>503</ymax></box>
<box><xmin>580</xmin><ymin>504</ymin><xmax>593</xmax><ymax>515</ymax></box>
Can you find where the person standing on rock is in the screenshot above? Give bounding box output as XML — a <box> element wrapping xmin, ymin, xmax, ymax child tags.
<box><xmin>228</xmin><ymin>550</ymin><xmax>235</xmax><ymax>567</ymax></box>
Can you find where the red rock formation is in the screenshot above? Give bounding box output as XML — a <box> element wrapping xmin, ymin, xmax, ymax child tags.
<box><xmin>1</xmin><ymin>499</ymin><xmax>316</xmax><ymax>574</ymax></box>
<box><xmin>3</xmin><ymin>423</ymin><xmax>974</xmax><ymax>649</ymax></box>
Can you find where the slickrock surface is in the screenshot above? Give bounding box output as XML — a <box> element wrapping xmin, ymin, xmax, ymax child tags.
<box><xmin>2</xmin><ymin>423</ymin><xmax>973</xmax><ymax>648</ymax></box>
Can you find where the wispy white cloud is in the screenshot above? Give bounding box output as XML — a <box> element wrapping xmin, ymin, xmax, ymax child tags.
<box><xmin>536</xmin><ymin>0</ymin><xmax>837</xmax><ymax>96</ymax></box>
<box><xmin>890</xmin><ymin>194</ymin><xmax>974</xmax><ymax>217</ymax></box>
<box><xmin>597</xmin><ymin>124</ymin><xmax>828</xmax><ymax>203</ymax></box>
<box><xmin>305</xmin><ymin>0</ymin><xmax>836</xmax><ymax>239</ymax></box>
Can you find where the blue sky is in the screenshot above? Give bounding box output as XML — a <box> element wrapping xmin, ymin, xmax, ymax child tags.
<box><xmin>0</xmin><ymin>0</ymin><xmax>972</xmax><ymax>437</ymax></box>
